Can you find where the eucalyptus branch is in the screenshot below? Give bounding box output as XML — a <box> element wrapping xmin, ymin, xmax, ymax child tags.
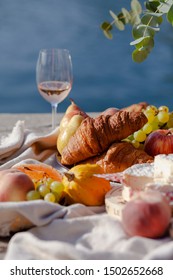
<box><xmin>101</xmin><ymin>0</ymin><xmax>173</xmax><ymax>63</ymax></box>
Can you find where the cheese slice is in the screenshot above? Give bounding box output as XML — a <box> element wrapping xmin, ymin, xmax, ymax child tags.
<box><xmin>154</xmin><ymin>154</ymin><xmax>173</xmax><ymax>183</ymax></box>
<box><xmin>122</xmin><ymin>163</ymin><xmax>154</xmax><ymax>190</ymax></box>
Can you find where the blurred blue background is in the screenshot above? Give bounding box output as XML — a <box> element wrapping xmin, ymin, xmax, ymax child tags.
<box><xmin>0</xmin><ymin>0</ymin><xmax>173</xmax><ymax>113</ymax></box>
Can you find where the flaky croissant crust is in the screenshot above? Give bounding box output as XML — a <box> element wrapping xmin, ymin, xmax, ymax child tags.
<box><xmin>61</xmin><ymin>110</ymin><xmax>147</xmax><ymax>165</ymax></box>
<box><xmin>82</xmin><ymin>142</ymin><xmax>153</xmax><ymax>173</ymax></box>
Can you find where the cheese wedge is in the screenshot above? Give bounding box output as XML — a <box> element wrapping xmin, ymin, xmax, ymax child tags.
<box><xmin>122</xmin><ymin>163</ymin><xmax>154</xmax><ymax>190</ymax></box>
<box><xmin>154</xmin><ymin>154</ymin><xmax>173</xmax><ymax>183</ymax></box>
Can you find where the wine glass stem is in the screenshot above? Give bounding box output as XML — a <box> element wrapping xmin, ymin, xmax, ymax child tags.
<box><xmin>51</xmin><ymin>104</ymin><xmax>58</xmax><ymax>130</ymax></box>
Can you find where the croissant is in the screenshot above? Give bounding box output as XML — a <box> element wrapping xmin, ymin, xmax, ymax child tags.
<box><xmin>122</xmin><ymin>102</ymin><xmax>148</xmax><ymax>113</ymax></box>
<box><xmin>81</xmin><ymin>142</ymin><xmax>153</xmax><ymax>173</ymax></box>
<box><xmin>61</xmin><ymin>110</ymin><xmax>147</xmax><ymax>165</ymax></box>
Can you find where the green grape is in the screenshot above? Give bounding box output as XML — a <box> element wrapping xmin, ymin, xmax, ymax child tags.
<box><xmin>131</xmin><ymin>139</ymin><xmax>140</xmax><ymax>148</ymax></box>
<box><xmin>50</xmin><ymin>181</ymin><xmax>64</xmax><ymax>192</ymax></box>
<box><xmin>142</xmin><ymin>123</ymin><xmax>152</xmax><ymax>134</ymax></box>
<box><xmin>127</xmin><ymin>134</ymin><xmax>134</xmax><ymax>141</ymax></box>
<box><xmin>167</xmin><ymin>113</ymin><xmax>173</xmax><ymax>128</ymax></box>
<box><xmin>145</xmin><ymin>105</ymin><xmax>158</xmax><ymax>115</ymax></box>
<box><xmin>34</xmin><ymin>179</ymin><xmax>44</xmax><ymax>190</ymax></box>
<box><xmin>144</xmin><ymin>111</ymin><xmax>155</xmax><ymax>123</ymax></box>
<box><xmin>133</xmin><ymin>130</ymin><xmax>147</xmax><ymax>142</ymax></box>
<box><xmin>158</xmin><ymin>105</ymin><xmax>169</xmax><ymax>113</ymax></box>
<box><xmin>157</xmin><ymin>111</ymin><xmax>169</xmax><ymax>123</ymax></box>
<box><xmin>46</xmin><ymin>177</ymin><xmax>54</xmax><ymax>187</ymax></box>
<box><xmin>44</xmin><ymin>193</ymin><xmax>56</xmax><ymax>203</ymax></box>
<box><xmin>150</xmin><ymin>121</ymin><xmax>159</xmax><ymax>131</ymax></box>
<box><xmin>50</xmin><ymin>181</ymin><xmax>64</xmax><ymax>202</ymax></box>
<box><xmin>38</xmin><ymin>184</ymin><xmax>50</xmax><ymax>197</ymax></box>
<box><xmin>26</xmin><ymin>190</ymin><xmax>41</xmax><ymax>201</ymax></box>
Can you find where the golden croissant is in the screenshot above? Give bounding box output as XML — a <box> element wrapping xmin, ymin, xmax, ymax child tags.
<box><xmin>81</xmin><ymin>141</ymin><xmax>153</xmax><ymax>173</ymax></box>
<box><xmin>60</xmin><ymin>110</ymin><xmax>147</xmax><ymax>165</ymax></box>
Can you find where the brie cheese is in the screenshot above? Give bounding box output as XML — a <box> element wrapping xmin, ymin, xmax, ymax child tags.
<box><xmin>122</xmin><ymin>163</ymin><xmax>154</xmax><ymax>190</ymax></box>
<box><xmin>154</xmin><ymin>154</ymin><xmax>173</xmax><ymax>184</ymax></box>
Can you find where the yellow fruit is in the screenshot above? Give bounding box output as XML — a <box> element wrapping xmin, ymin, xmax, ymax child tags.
<box><xmin>59</xmin><ymin>99</ymin><xmax>88</xmax><ymax>131</ymax></box>
<box><xmin>57</xmin><ymin>114</ymin><xmax>84</xmax><ymax>154</ymax></box>
<box><xmin>62</xmin><ymin>164</ymin><xmax>111</xmax><ymax>206</ymax></box>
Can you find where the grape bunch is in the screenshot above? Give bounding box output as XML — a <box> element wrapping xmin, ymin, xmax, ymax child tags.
<box><xmin>26</xmin><ymin>178</ymin><xmax>65</xmax><ymax>203</ymax></box>
<box><xmin>125</xmin><ymin>105</ymin><xmax>173</xmax><ymax>149</ymax></box>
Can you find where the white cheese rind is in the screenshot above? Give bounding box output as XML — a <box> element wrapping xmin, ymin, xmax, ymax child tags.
<box><xmin>154</xmin><ymin>154</ymin><xmax>173</xmax><ymax>183</ymax></box>
<box><xmin>122</xmin><ymin>163</ymin><xmax>154</xmax><ymax>190</ymax></box>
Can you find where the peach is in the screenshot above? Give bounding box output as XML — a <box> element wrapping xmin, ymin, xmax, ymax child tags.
<box><xmin>0</xmin><ymin>169</ymin><xmax>35</xmax><ymax>202</ymax></box>
<box><xmin>122</xmin><ymin>190</ymin><xmax>171</xmax><ymax>238</ymax></box>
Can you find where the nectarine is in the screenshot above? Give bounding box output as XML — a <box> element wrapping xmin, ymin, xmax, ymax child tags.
<box><xmin>0</xmin><ymin>169</ymin><xmax>34</xmax><ymax>202</ymax></box>
<box><xmin>122</xmin><ymin>191</ymin><xmax>171</xmax><ymax>238</ymax></box>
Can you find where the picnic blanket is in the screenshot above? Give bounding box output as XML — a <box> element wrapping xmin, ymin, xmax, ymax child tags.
<box><xmin>0</xmin><ymin>120</ymin><xmax>173</xmax><ymax>260</ymax></box>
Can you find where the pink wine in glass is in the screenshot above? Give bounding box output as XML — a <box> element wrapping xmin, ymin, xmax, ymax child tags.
<box><xmin>38</xmin><ymin>81</ymin><xmax>72</xmax><ymax>105</ymax></box>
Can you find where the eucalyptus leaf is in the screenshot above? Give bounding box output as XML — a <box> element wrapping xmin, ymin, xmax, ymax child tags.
<box><xmin>145</xmin><ymin>1</ymin><xmax>160</xmax><ymax>12</ymax></box>
<box><xmin>167</xmin><ymin>4</ymin><xmax>173</xmax><ymax>25</ymax></box>
<box><xmin>132</xmin><ymin>48</ymin><xmax>149</xmax><ymax>63</ymax></box>
<box><xmin>117</xmin><ymin>12</ymin><xmax>126</xmax><ymax>24</ymax></box>
<box><xmin>109</xmin><ymin>10</ymin><xmax>125</xmax><ymax>30</ymax></box>
<box><xmin>130</xmin><ymin>37</ymin><xmax>147</xmax><ymax>45</ymax></box>
<box><xmin>129</xmin><ymin>10</ymin><xmax>141</xmax><ymax>25</ymax></box>
<box><xmin>157</xmin><ymin>0</ymin><xmax>173</xmax><ymax>13</ymax></box>
<box><xmin>139</xmin><ymin>23</ymin><xmax>160</xmax><ymax>31</ymax></box>
<box><xmin>121</xmin><ymin>8</ymin><xmax>131</xmax><ymax>24</ymax></box>
<box><xmin>101</xmin><ymin>21</ymin><xmax>112</xmax><ymax>32</ymax></box>
<box><xmin>103</xmin><ymin>30</ymin><xmax>113</xmax><ymax>40</ymax></box>
<box><xmin>109</xmin><ymin>10</ymin><xmax>118</xmax><ymax>21</ymax></box>
<box><xmin>144</xmin><ymin>12</ymin><xmax>164</xmax><ymax>17</ymax></box>
<box><xmin>141</xmin><ymin>14</ymin><xmax>163</xmax><ymax>26</ymax></box>
<box><xmin>131</xmin><ymin>0</ymin><xmax>142</xmax><ymax>14</ymax></box>
<box><xmin>132</xmin><ymin>24</ymin><xmax>155</xmax><ymax>39</ymax></box>
<box><xmin>135</xmin><ymin>36</ymin><xmax>154</xmax><ymax>51</ymax></box>
<box><xmin>101</xmin><ymin>0</ymin><xmax>173</xmax><ymax>63</ymax></box>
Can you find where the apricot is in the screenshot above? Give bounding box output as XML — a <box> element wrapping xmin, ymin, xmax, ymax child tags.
<box><xmin>122</xmin><ymin>191</ymin><xmax>171</xmax><ymax>238</ymax></box>
<box><xmin>0</xmin><ymin>169</ymin><xmax>35</xmax><ymax>202</ymax></box>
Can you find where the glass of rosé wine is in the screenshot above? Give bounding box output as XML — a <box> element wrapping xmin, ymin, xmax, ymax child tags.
<box><xmin>36</xmin><ymin>48</ymin><xmax>73</xmax><ymax>130</ymax></box>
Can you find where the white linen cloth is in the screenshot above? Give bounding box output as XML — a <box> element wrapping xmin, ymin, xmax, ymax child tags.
<box><xmin>0</xmin><ymin>120</ymin><xmax>173</xmax><ymax>260</ymax></box>
<box><xmin>0</xmin><ymin>120</ymin><xmax>58</xmax><ymax>169</ymax></box>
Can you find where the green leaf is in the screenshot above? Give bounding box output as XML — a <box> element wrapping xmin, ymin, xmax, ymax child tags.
<box><xmin>130</xmin><ymin>37</ymin><xmax>147</xmax><ymax>45</ymax></box>
<box><xmin>157</xmin><ymin>0</ymin><xmax>173</xmax><ymax>13</ymax></box>
<box><xmin>101</xmin><ymin>22</ymin><xmax>113</xmax><ymax>39</ymax></box>
<box><xmin>145</xmin><ymin>1</ymin><xmax>160</xmax><ymax>12</ymax></box>
<box><xmin>103</xmin><ymin>30</ymin><xmax>113</xmax><ymax>39</ymax></box>
<box><xmin>132</xmin><ymin>48</ymin><xmax>149</xmax><ymax>63</ymax></box>
<box><xmin>167</xmin><ymin>4</ymin><xmax>173</xmax><ymax>25</ymax></box>
<box><xmin>141</xmin><ymin>14</ymin><xmax>163</xmax><ymax>26</ymax></box>
<box><xmin>121</xmin><ymin>8</ymin><xmax>131</xmax><ymax>24</ymax></box>
<box><xmin>101</xmin><ymin>21</ymin><xmax>112</xmax><ymax>32</ymax></box>
<box><xmin>132</xmin><ymin>24</ymin><xmax>155</xmax><ymax>39</ymax></box>
<box><xmin>109</xmin><ymin>10</ymin><xmax>125</xmax><ymax>30</ymax></box>
<box><xmin>109</xmin><ymin>10</ymin><xmax>118</xmax><ymax>21</ymax></box>
<box><xmin>129</xmin><ymin>10</ymin><xmax>141</xmax><ymax>25</ymax></box>
<box><xmin>135</xmin><ymin>37</ymin><xmax>154</xmax><ymax>51</ymax></box>
<box><xmin>131</xmin><ymin>0</ymin><xmax>142</xmax><ymax>14</ymax></box>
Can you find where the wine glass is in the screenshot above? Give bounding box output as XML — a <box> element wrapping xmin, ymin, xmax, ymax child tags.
<box><xmin>36</xmin><ymin>48</ymin><xmax>73</xmax><ymax>130</ymax></box>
